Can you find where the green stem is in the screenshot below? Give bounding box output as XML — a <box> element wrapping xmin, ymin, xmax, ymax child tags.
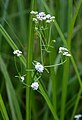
<box><xmin>49</xmin><ymin>24</ymin><xmax>57</xmax><ymax>112</ymax></box>
<box><xmin>49</xmin><ymin>51</ymin><xmax>57</xmax><ymax>112</ymax></box>
<box><xmin>70</xmin><ymin>56</ymin><xmax>82</xmax><ymax>90</ymax></box>
<box><xmin>70</xmin><ymin>88</ymin><xmax>82</xmax><ymax>120</ymax></box>
<box><xmin>39</xmin><ymin>33</ymin><xmax>44</xmax><ymax>64</ymax></box>
<box><xmin>60</xmin><ymin>60</ymin><xmax>69</xmax><ymax>120</ymax></box>
<box><xmin>53</xmin><ymin>20</ymin><xmax>67</xmax><ymax>47</ymax></box>
<box><xmin>26</xmin><ymin>0</ymin><xmax>35</xmax><ymax>120</ymax></box>
<box><xmin>60</xmin><ymin>1</ymin><xmax>72</xmax><ymax>119</ymax></box>
<box><xmin>0</xmin><ymin>94</ymin><xmax>9</xmax><ymax>120</ymax></box>
<box><xmin>39</xmin><ymin>82</ymin><xmax>59</xmax><ymax>120</ymax></box>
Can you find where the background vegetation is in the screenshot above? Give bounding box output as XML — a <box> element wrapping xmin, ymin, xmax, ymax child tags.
<box><xmin>0</xmin><ymin>0</ymin><xmax>82</xmax><ymax>120</ymax></box>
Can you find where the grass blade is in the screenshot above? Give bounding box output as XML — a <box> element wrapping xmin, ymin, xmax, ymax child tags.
<box><xmin>0</xmin><ymin>24</ymin><xmax>26</xmax><ymax>67</ymax></box>
<box><xmin>0</xmin><ymin>56</ymin><xmax>23</xmax><ymax>120</ymax></box>
<box><xmin>0</xmin><ymin>94</ymin><xmax>9</xmax><ymax>120</ymax></box>
<box><xmin>39</xmin><ymin>82</ymin><xmax>59</xmax><ymax>120</ymax></box>
<box><xmin>67</xmin><ymin>0</ymin><xmax>82</xmax><ymax>48</ymax></box>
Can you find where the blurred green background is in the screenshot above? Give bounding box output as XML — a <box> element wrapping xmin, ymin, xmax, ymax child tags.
<box><xmin>0</xmin><ymin>0</ymin><xmax>82</xmax><ymax>120</ymax></box>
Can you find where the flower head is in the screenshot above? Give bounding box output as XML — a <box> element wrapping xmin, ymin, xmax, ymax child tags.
<box><xmin>59</xmin><ymin>47</ymin><xmax>71</xmax><ymax>57</ymax></box>
<box><xmin>30</xmin><ymin>10</ymin><xmax>55</xmax><ymax>24</ymax></box>
<box><xmin>35</xmin><ymin>62</ymin><xmax>44</xmax><ymax>73</ymax></box>
<box><xmin>74</xmin><ymin>114</ymin><xmax>82</xmax><ymax>120</ymax></box>
<box><xmin>31</xmin><ymin>82</ymin><xmax>39</xmax><ymax>90</ymax></box>
<box><xmin>13</xmin><ymin>50</ymin><xmax>22</xmax><ymax>56</ymax></box>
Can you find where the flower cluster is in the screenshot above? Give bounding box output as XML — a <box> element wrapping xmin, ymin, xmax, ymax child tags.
<box><xmin>74</xmin><ymin>114</ymin><xmax>82</xmax><ymax>120</ymax></box>
<box><xmin>13</xmin><ymin>50</ymin><xmax>22</xmax><ymax>56</ymax></box>
<box><xmin>35</xmin><ymin>62</ymin><xmax>44</xmax><ymax>73</ymax></box>
<box><xmin>59</xmin><ymin>47</ymin><xmax>71</xmax><ymax>57</ymax></box>
<box><xmin>31</xmin><ymin>82</ymin><xmax>39</xmax><ymax>90</ymax></box>
<box><xmin>30</xmin><ymin>11</ymin><xmax>55</xmax><ymax>24</ymax></box>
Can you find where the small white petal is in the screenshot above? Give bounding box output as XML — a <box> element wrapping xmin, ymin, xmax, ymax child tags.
<box><xmin>65</xmin><ymin>53</ymin><xmax>71</xmax><ymax>56</ymax></box>
<box><xmin>13</xmin><ymin>50</ymin><xmax>22</xmax><ymax>56</ymax></box>
<box><xmin>38</xmin><ymin>12</ymin><xmax>46</xmax><ymax>17</ymax></box>
<box><xmin>31</xmin><ymin>82</ymin><xmax>39</xmax><ymax>90</ymax></box>
<box><xmin>35</xmin><ymin>62</ymin><xmax>44</xmax><ymax>73</ymax></box>
<box><xmin>59</xmin><ymin>47</ymin><xmax>71</xmax><ymax>57</ymax></box>
<box><xmin>46</xmin><ymin>20</ymin><xmax>52</xmax><ymax>23</ymax></box>
<box><xmin>74</xmin><ymin>114</ymin><xmax>82</xmax><ymax>119</ymax></box>
<box><xmin>63</xmin><ymin>52</ymin><xmax>69</xmax><ymax>55</ymax></box>
<box><xmin>46</xmin><ymin>14</ymin><xmax>51</xmax><ymax>19</ymax></box>
<box><xmin>50</xmin><ymin>16</ymin><xmax>55</xmax><ymax>20</ymax></box>
<box><xmin>30</xmin><ymin>10</ymin><xmax>38</xmax><ymax>15</ymax></box>
<box><xmin>59</xmin><ymin>47</ymin><xmax>68</xmax><ymax>52</ymax></box>
<box><xmin>20</xmin><ymin>76</ymin><xmax>24</xmax><ymax>82</ymax></box>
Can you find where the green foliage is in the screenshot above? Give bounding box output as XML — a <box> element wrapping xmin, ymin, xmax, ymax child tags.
<box><xmin>0</xmin><ymin>0</ymin><xmax>82</xmax><ymax>120</ymax></box>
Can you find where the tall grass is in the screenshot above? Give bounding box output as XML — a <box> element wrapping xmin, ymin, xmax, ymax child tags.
<box><xmin>0</xmin><ymin>0</ymin><xmax>82</xmax><ymax>120</ymax></box>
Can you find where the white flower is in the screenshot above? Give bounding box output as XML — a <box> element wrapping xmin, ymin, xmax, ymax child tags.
<box><xmin>35</xmin><ymin>62</ymin><xmax>44</xmax><ymax>73</ymax></box>
<box><xmin>59</xmin><ymin>47</ymin><xmax>68</xmax><ymax>53</ymax></box>
<box><xmin>36</xmin><ymin>12</ymin><xmax>46</xmax><ymax>21</ymax></box>
<box><xmin>37</xmin><ymin>12</ymin><xmax>46</xmax><ymax>17</ymax></box>
<box><xmin>13</xmin><ymin>50</ymin><xmax>22</xmax><ymax>56</ymax></box>
<box><xmin>46</xmin><ymin>14</ymin><xmax>51</xmax><ymax>19</ymax></box>
<box><xmin>20</xmin><ymin>76</ymin><xmax>24</xmax><ymax>82</ymax></box>
<box><xmin>31</xmin><ymin>11</ymin><xmax>55</xmax><ymax>24</ymax></box>
<box><xmin>30</xmin><ymin>10</ymin><xmax>38</xmax><ymax>15</ymax></box>
<box><xmin>63</xmin><ymin>52</ymin><xmax>71</xmax><ymax>56</ymax></box>
<box><xmin>31</xmin><ymin>82</ymin><xmax>39</xmax><ymax>90</ymax></box>
<box><xmin>74</xmin><ymin>114</ymin><xmax>82</xmax><ymax>120</ymax></box>
<box><xmin>59</xmin><ymin>47</ymin><xmax>71</xmax><ymax>57</ymax></box>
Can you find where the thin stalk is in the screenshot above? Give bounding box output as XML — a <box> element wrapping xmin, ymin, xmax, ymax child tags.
<box><xmin>60</xmin><ymin>1</ymin><xmax>72</xmax><ymax>120</ymax></box>
<box><xmin>39</xmin><ymin>81</ymin><xmax>59</xmax><ymax>120</ymax></box>
<box><xmin>70</xmin><ymin>88</ymin><xmax>82</xmax><ymax>120</ymax></box>
<box><xmin>60</xmin><ymin>60</ymin><xmax>69</xmax><ymax>120</ymax></box>
<box><xmin>67</xmin><ymin>0</ymin><xmax>72</xmax><ymax>33</ymax></box>
<box><xmin>49</xmin><ymin>51</ymin><xmax>57</xmax><ymax>112</ymax></box>
<box><xmin>39</xmin><ymin>33</ymin><xmax>44</xmax><ymax>64</ymax></box>
<box><xmin>53</xmin><ymin>20</ymin><xmax>67</xmax><ymax>47</ymax></box>
<box><xmin>26</xmin><ymin>0</ymin><xmax>35</xmax><ymax>120</ymax></box>
<box><xmin>70</xmin><ymin>56</ymin><xmax>82</xmax><ymax>90</ymax></box>
<box><xmin>49</xmin><ymin>25</ymin><xmax>57</xmax><ymax>112</ymax></box>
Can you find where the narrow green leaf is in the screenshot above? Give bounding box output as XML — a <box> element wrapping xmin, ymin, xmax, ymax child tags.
<box><xmin>67</xmin><ymin>0</ymin><xmax>82</xmax><ymax>48</ymax></box>
<box><xmin>0</xmin><ymin>56</ymin><xmax>23</xmax><ymax>120</ymax></box>
<box><xmin>39</xmin><ymin>82</ymin><xmax>59</xmax><ymax>120</ymax></box>
<box><xmin>0</xmin><ymin>94</ymin><xmax>9</xmax><ymax>120</ymax></box>
<box><xmin>0</xmin><ymin>24</ymin><xmax>26</xmax><ymax>67</ymax></box>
